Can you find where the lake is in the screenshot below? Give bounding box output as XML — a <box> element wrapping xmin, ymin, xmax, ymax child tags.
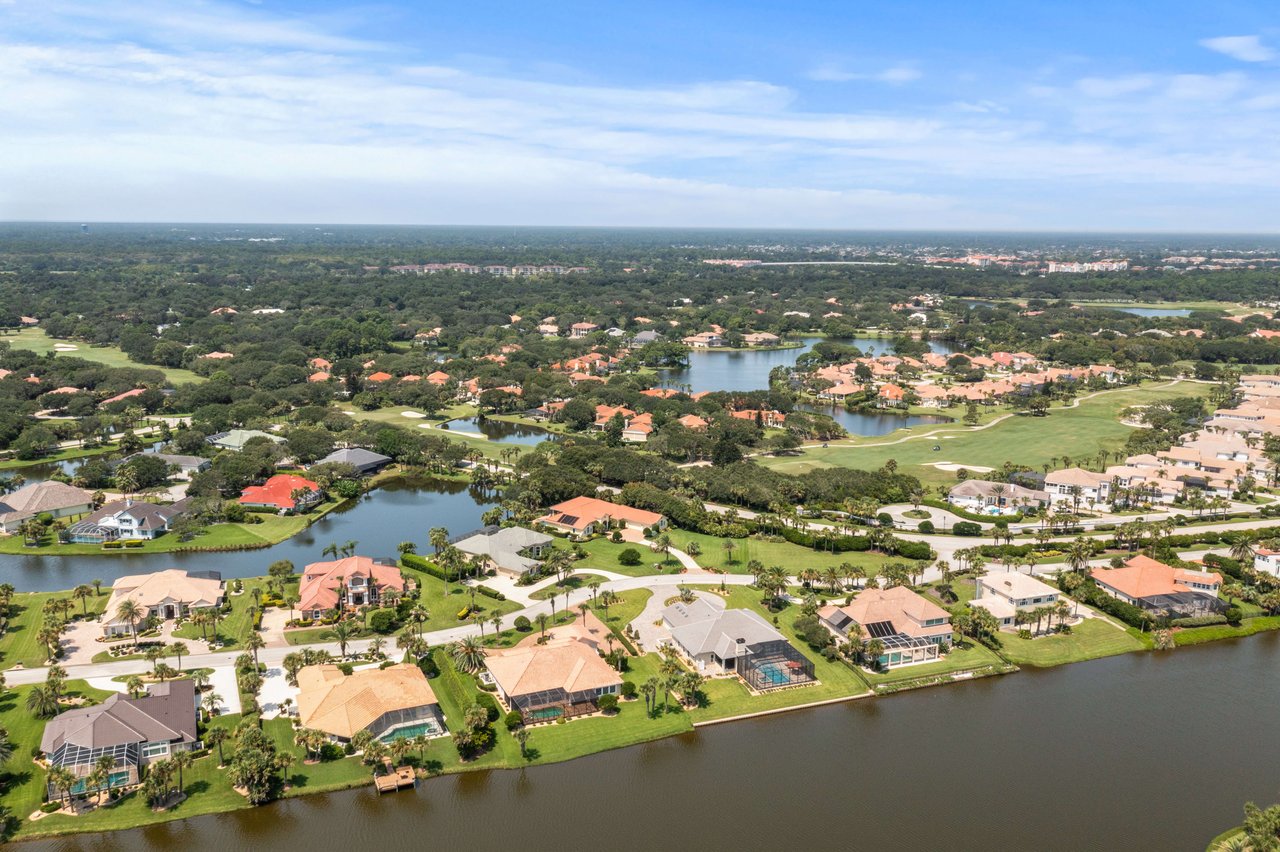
<box><xmin>0</xmin><ymin>477</ymin><xmax>497</xmax><ymax>593</ymax></box>
<box><xmin>669</xmin><ymin>336</ymin><xmax>959</xmax><ymax>395</ymax></box>
<box><xmin>19</xmin><ymin>634</ymin><xmax>1280</xmax><ymax>851</ymax></box>
<box><xmin>799</xmin><ymin>403</ymin><xmax>951</xmax><ymax>437</ymax></box>
<box><xmin>1115</xmin><ymin>306</ymin><xmax>1193</xmax><ymax>318</ymax></box>
<box><xmin>440</xmin><ymin>417</ymin><xmax>554</xmax><ymax>446</ymax></box>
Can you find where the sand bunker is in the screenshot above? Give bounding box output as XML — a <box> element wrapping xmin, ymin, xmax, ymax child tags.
<box><xmin>53</xmin><ymin>344</ymin><xmax>78</xmax><ymax>351</ymax></box>
<box><xmin>929</xmin><ymin>462</ymin><xmax>993</xmax><ymax>473</ymax></box>
<box><xmin>400</xmin><ymin>411</ymin><xmax>426</xmax><ymax>419</ymax></box>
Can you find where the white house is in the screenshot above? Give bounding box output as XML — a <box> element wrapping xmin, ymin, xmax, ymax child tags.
<box><xmin>970</xmin><ymin>571</ymin><xmax>1062</xmax><ymax>631</ymax></box>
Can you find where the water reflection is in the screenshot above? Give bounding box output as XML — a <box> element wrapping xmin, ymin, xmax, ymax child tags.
<box><xmin>441</xmin><ymin>417</ymin><xmax>554</xmax><ymax>446</ymax></box>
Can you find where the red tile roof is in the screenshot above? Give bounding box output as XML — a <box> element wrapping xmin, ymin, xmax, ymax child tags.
<box><xmin>238</xmin><ymin>474</ymin><xmax>320</xmax><ymax>510</ymax></box>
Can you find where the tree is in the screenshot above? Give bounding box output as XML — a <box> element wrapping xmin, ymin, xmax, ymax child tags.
<box><xmin>205</xmin><ymin>726</ymin><xmax>230</xmax><ymax>766</ymax></box>
<box><xmin>449</xmin><ymin>637</ymin><xmax>486</xmax><ymax>674</ymax></box>
<box><xmin>26</xmin><ymin>684</ymin><xmax>59</xmax><ymax>718</ymax></box>
<box><xmin>115</xmin><ymin>597</ymin><xmax>145</xmax><ymax>646</ymax></box>
<box><xmin>268</xmin><ymin>559</ymin><xmax>295</xmax><ymax>584</ymax></box>
<box><xmin>245</xmin><ymin>632</ymin><xmax>266</xmax><ymax>666</ymax></box>
<box><xmin>72</xmin><ymin>584</ymin><xmax>93</xmax><ymax>617</ymax></box>
<box><xmin>324</xmin><ymin>621</ymin><xmax>357</xmax><ymax>659</ymax></box>
<box><xmin>48</xmin><ymin>766</ymin><xmax>76</xmax><ymax>809</ymax></box>
<box><xmin>1243</xmin><ymin>802</ymin><xmax>1280</xmax><ymax>852</ymax></box>
<box><xmin>514</xmin><ymin>727</ymin><xmax>531</xmax><ymax>759</ymax></box>
<box><xmin>171</xmin><ymin>749</ymin><xmax>193</xmax><ymax>796</ymax></box>
<box><xmin>227</xmin><ymin>725</ymin><xmax>288</xmax><ymax>805</ymax></box>
<box><xmin>126</xmin><ymin>675</ymin><xmax>146</xmax><ymax>698</ymax></box>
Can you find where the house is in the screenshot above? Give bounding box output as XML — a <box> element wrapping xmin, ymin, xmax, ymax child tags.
<box><xmin>366</xmin><ymin>371</ymin><xmax>394</xmax><ymax>383</ymax></box>
<box><xmin>0</xmin><ymin>481</ymin><xmax>95</xmax><ymax>533</ymax></box>
<box><xmin>1255</xmin><ymin>548</ymin><xmax>1280</xmax><ymax>578</ymax></box>
<box><xmin>818</xmin><ymin>586</ymin><xmax>952</xmax><ymax>669</ymax></box>
<box><xmin>205</xmin><ymin>429</ymin><xmax>284</xmax><ymax>451</ymax></box>
<box><xmin>450</xmin><ymin>525</ymin><xmax>553</xmax><ymax>578</ymax></box>
<box><xmin>484</xmin><ymin>630</ymin><xmax>621</xmax><ymax>720</ymax></box>
<box><xmin>101</xmin><ymin>570</ymin><xmax>223</xmax><ymax>638</ymax></box>
<box><xmin>1090</xmin><ymin>555</ymin><xmax>1226</xmax><ymax>617</ymax></box>
<box><xmin>115</xmin><ymin>452</ymin><xmax>209</xmax><ymax>480</ymax></box>
<box><xmin>947</xmin><ymin>480</ymin><xmax>1049</xmax><ymax>514</ymax></box>
<box><xmin>1044</xmin><ymin>467</ymin><xmax>1112</xmax><ymax>508</ymax></box>
<box><xmin>41</xmin><ymin>680</ymin><xmax>199</xmax><ymax>795</ymax></box>
<box><xmin>536</xmin><ymin>495</ymin><xmax>666</xmax><ymax>537</ymax></box>
<box><xmin>100</xmin><ymin>388</ymin><xmax>147</xmax><ymax>407</ymax></box>
<box><xmin>298</xmin><ymin>556</ymin><xmax>406</xmax><ymax>620</ymax></box>
<box><xmin>313</xmin><ymin>447</ymin><xmax>393</xmax><ymax>476</ymax></box>
<box><xmin>662</xmin><ymin>596</ymin><xmax>815</xmax><ymax>690</ymax></box>
<box><xmin>970</xmin><ymin>571</ymin><xmax>1062</xmax><ymax>630</ymax></box>
<box><xmin>682</xmin><ymin>331</ymin><xmax>725</xmax><ymax>348</ymax></box>
<box><xmin>877</xmin><ymin>383</ymin><xmax>906</xmax><ymax>407</ymax></box>
<box><xmin>66</xmin><ymin>498</ymin><xmax>190</xmax><ymax>544</ymax></box>
<box><xmin>630</xmin><ymin>330</ymin><xmax>660</xmax><ymax>348</ymax></box>
<box><xmin>742</xmin><ymin>332</ymin><xmax>781</xmax><ymax>347</ymax></box>
<box><xmin>570</xmin><ymin>322</ymin><xmax>600</xmax><ymax>338</ymax></box>
<box><xmin>296</xmin><ymin>664</ymin><xmax>444</xmax><ymax>743</ymax></box>
<box><xmin>238</xmin><ymin>474</ymin><xmax>322</xmax><ymax>513</ymax></box>
<box><xmin>676</xmin><ymin>414</ymin><xmax>709</xmax><ymax>431</ymax></box>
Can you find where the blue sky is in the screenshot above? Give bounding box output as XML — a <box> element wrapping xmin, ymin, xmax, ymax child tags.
<box><xmin>2</xmin><ymin>0</ymin><xmax>1279</xmax><ymax>230</ymax></box>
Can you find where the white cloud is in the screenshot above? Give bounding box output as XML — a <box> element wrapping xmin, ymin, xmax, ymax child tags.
<box><xmin>806</xmin><ymin>62</ymin><xmax>921</xmax><ymax>84</ymax></box>
<box><xmin>1201</xmin><ymin>35</ymin><xmax>1275</xmax><ymax>63</ymax></box>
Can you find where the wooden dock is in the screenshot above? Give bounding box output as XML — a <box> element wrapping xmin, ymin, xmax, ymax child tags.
<box><xmin>373</xmin><ymin>766</ymin><xmax>416</xmax><ymax>794</ymax></box>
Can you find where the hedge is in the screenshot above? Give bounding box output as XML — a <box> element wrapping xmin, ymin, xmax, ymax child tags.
<box><xmin>1063</xmin><ymin>577</ymin><xmax>1154</xmax><ymax>630</ymax></box>
<box><xmin>952</xmin><ymin>521</ymin><xmax>982</xmax><ymax>537</ymax></box>
<box><xmin>923</xmin><ymin>497</ymin><xmax>1025</xmax><ymax>525</ymax></box>
<box><xmin>1170</xmin><ymin>614</ymin><xmax>1228</xmax><ymax>627</ymax></box>
<box><xmin>474</xmin><ymin>691</ymin><xmax>500</xmax><ymax>722</ymax></box>
<box><xmin>475</xmin><ymin>585</ymin><xmax>506</xmax><ymax>601</ymax></box>
<box><xmin>401</xmin><ymin>552</ymin><xmax>459</xmax><ymax>582</ymax></box>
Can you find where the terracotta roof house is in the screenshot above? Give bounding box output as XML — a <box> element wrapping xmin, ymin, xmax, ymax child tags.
<box><xmin>485</xmin><ymin>632</ymin><xmax>621</xmax><ymax>719</ymax></box>
<box><xmin>677</xmin><ymin>414</ymin><xmax>709</xmax><ymax>431</ymax></box>
<box><xmin>298</xmin><ymin>556</ymin><xmax>405</xmax><ymax>620</ymax></box>
<box><xmin>308</xmin><ymin>371</ymin><xmax>332</xmax><ymax>383</ymax></box>
<box><xmin>40</xmin><ymin>680</ymin><xmax>199</xmax><ymax>794</ymax></box>
<box><xmin>238</xmin><ymin>473</ymin><xmax>322</xmax><ymax>513</ymax></box>
<box><xmin>970</xmin><ymin>571</ymin><xmax>1062</xmax><ymax>631</ymax></box>
<box><xmin>100</xmin><ymin>388</ymin><xmax>146</xmax><ymax>407</ymax></box>
<box><xmin>682</xmin><ymin>331</ymin><xmax>725</xmax><ymax>348</ymax></box>
<box><xmin>366</xmin><ymin>371</ymin><xmax>394</xmax><ymax>383</ymax></box>
<box><xmin>201</xmin><ymin>351</ymin><xmax>234</xmax><ymax>360</ymax></box>
<box><xmin>877</xmin><ymin>383</ymin><xmax>907</xmax><ymax>407</ymax></box>
<box><xmin>536</xmin><ymin>496</ymin><xmax>666</xmax><ymax>537</ymax></box>
<box><xmin>1255</xmin><ymin>547</ymin><xmax>1280</xmax><ymax>578</ymax></box>
<box><xmin>661</xmin><ymin>596</ymin><xmax>815</xmax><ymax>690</ymax></box>
<box><xmin>101</xmin><ymin>569</ymin><xmax>223</xmax><ymax>638</ymax></box>
<box><xmin>743</xmin><ymin>332</ymin><xmax>781</xmax><ymax>346</ymax></box>
<box><xmin>1090</xmin><ymin>555</ymin><xmax>1226</xmax><ymax>617</ymax></box>
<box><xmin>308</xmin><ymin>357</ymin><xmax>332</xmax><ymax>370</ymax></box>
<box><xmin>0</xmin><ymin>481</ymin><xmax>94</xmax><ymax>533</ymax></box>
<box><xmin>313</xmin><ymin>447</ymin><xmax>393</xmax><ymax>476</ymax></box>
<box><xmin>205</xmin><ymin>429</ymin><xmax>284</xmax><ymax>451</ymax></box>
<box><xmin>426</xmin><ymin>371</ymin><xmax>451</xmax><ymax>385</ymax></box>
<box><xmin>819</xmin><ymin>587</ymin><xmax>952</xmax><ymax>669</ymax></box>
<box><xmin>67</xmin><ymin>498</ymin><xmax>190</xmax><ymax>544</ymax></box>
<box><xmin>296</xmin><ymin>663</ymin><xmax>443</xmax><ymax>743</ymax></box>
<box><xmin>450</xmin><ymin>525</ymin><xmax>553</xmax><ymax>578</ymax></box>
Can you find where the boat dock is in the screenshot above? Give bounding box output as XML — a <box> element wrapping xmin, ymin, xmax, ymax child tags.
<box><xmin>373</xmin><ymin>765</ymin><xmax>416</xmax><ymax>794</ymax></box>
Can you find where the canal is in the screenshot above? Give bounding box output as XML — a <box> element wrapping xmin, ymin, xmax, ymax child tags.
<box><xmin>18</xmin><ymin>634</ymin><xmax>1278</xmax><ymax>851</ymax></box>
<box><xmin>0</xmin><ymin>477</ymin><xmax>497</xmax><ymax>593</ymax></box>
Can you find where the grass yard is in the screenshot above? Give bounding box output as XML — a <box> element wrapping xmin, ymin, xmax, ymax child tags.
<box><xmin>1173</xmin><ymin>615</ymin><xmax>1280</xmax><ymax>647</ymax></box>
<box><xmin>170</xmin><ymin>579</ymin><xmax>272</xmax><ymax>650</ymax></box>
<box><xmin>528</xmin><ymin>573</ymin><xmax>611</xmax><ymax>600</ymax></box>
<box><xmin>0</xmin><ymin>502</ymin><xmax>343</xmax><ymax>556</ymax></box>
<box><xmin>338</xmin><ymin>403</ymin><xmax>527</xmax><ymax>462</ymax></box>
<box><xmin>8</xmin><ymin>328</ymin><xmax>205</xmax><ymax>385</ymax></box>
<box><xmin>757</xmin><ymin>380</ymin><xmax>1213</xmax><ymax>490</ymax></box>
<box><xmin>0</xmin><ymin>591</ymin><xmax>108</xmax><ymax>669</ymax></box>
<box><xmin>665</xmin><ymin>529</ymin><xmax>888</xmax><ymax>577</ymax></box>
<box><xmin>860</xmin><ymin>640</ymin><xmax>1008</xmax><ymax>689</ymax></box>
<box><xmin>995</xmin><ymin>615</ymin><xmax>1145</xmax><ymax>667</ymax></box>
<box><xmin>566</xmin><ymin>538</ymin><xmax>674</xmax><ymax>577</ymax></box>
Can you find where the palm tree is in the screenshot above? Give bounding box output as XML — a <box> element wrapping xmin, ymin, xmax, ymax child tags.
<box><xmin>171</xmin><ymin>750</ymin><xmax>192</xmax><ymax>795</ymax></box>
<box><xmin>169</xmin><ymin>642</ymin><xmax>189</xmax><ymax>672</ymax></box>
<box><xmin>412</xmin><ymin>733</ymin><xmax>431</xmax><ymax>767</ymax></box>
<box><xmin>640</xmin><ymin>677</ymin><xmax>658</xmax><ymax>717</ymax></box>
<box><xmin>245</xmin><ymin>632</ymin><xmax>266</xmax><ymax>666</ymax></box>
<box><xmin>48</xmin><ymin>766</ymin><xmax>76</xmax><ymax>809</ymax></box>
<box><xmin>1229</xmin><ymin>535</ymin><xmax>1257</xmax><ymax>565</ymax></box>
<box><xmin>36</xmin><ymin>625</ymin><xmax>61</xmax><ymax>663</ymax></box>
<box><xmin>514</xmin><ymin>727</ymin><xmax>531</xmax><ymax>759</ymax></box>
<box><xmin>144</xmin><ymin>645</ymin><xmax>165</xmax><ymax>674</ymax></box>
<box><xmin>398</xmin><ymin>540</ymin><xmax>417</xmax><ymax>557</ymax></box>
<box><xmin>1065</xmin><ymin>538</ymin><xmax>1092</xmax><ymax>574</ymax></box>
<box><xmin>324</xmin><ymin>621</ymin><xmax>357</xmax><ymax>659</ymax></box>
<box><xmin>125</xmin><ymin>674</ymin><xmax>146</xmax><ymax>698</ymax></box>
<box><xmin>115</xmin><ymin>598</ymin><xmax>145</xmax><ymax>646</ymax></box>
<box><xmin>72</xmin><ymin>584</ymin><xmax>93</xmax><ymax>618</ymax></box>
<box><xmin>490</xmin><ymin>614</ymin><xmax>503</xmax><ymax>639</ymax></box>
<box><xmin>205</xmin><ymin>727</ymin><xmax>230</xmax><ymax>766</ymax></box>
<box><xmin>536</xmin><ymin>613</ymin><xmax>549</xmax><ymax>638</ymax></box>
<box><xmin>91</xmin><ymin>578</ymin><xmax>103</xmax><ymax>596</ymax></box>
<box><xmin>449</xmin><ymin>637</ymin><xmax>486</xmax><ymax>674</ymax></box>
<box><xmin>26</xmin><ymin>684</ymin><xmax>57</xmax><ymax>718</ymax></box>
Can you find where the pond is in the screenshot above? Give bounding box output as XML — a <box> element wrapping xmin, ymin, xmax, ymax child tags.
<box><xmin>0</xmin><ymin>476</ymin><xmax>497</xmax><ymax>593</ymax></box>
<box><xmin>1113</xmin><ymin>306</ymin><xmax>1193</xmax><ymax>318</ymax></box>
<box><xmin>440</xmin><ymin>417</ymin><xmax>554</xmax><ymax>446</ymax></box>
<box><xmin>20</xmin><ymin>634</ymin><xmax>1280</xmax><ymax>851</ymax></box>
<box><xmin>669</xmin><ymin>336</ymin><xmax>959</xmax><ymax>395</ymax></box>
<box><xmin>798</xmin><ymin>403</ymin><xmax>952</xmax><ymax>437</ymax></box>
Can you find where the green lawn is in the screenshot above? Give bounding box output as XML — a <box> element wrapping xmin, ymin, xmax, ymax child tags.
<box><xmin>528</xmin><ymin>573</ymin><xmax>611</xmax><ymax>600</ymax></box>
<box><xmin>171</xmin><ymin>580</ymin><xmax>272</xmax><ymax>650</ymax></box>
<box><xmin>338</xmin><ymin>403</ymin><xmax>528</xmax><ymax>462</ymax></box>
<box><xmin>8</xmin><ymin>328</ymin><xmax>205</xmax><ymax>385</ymax></box>
<box><xmin>665</xmin><ymin>529</ymin><xmax>888</xmax><ymax>576</ymax></box>
<box><xmin>860</xmin><ymin>640</ymin><xmax>1008</xmax><ymax>689</ymax></box>
<box><xmin>0</xmin><ymin>502</ymin><xmax>343</xmax><ymax>556</ymax></box>
<box><xmin>0</xmin><ymin>591</ymin><xmax>108</xmax><ymax>669</ymax></box>
<box><xmin>567</xmin><ymin>538</ymin><xmax>672</xmax><ymax>577</ymax></box>
<box><xmin>1173</xmin><ymin>615</ymin><xmax>1280</xmax><ymax>647</ymax></box>
<box><xmin>758</xmin><ymin>380</ymin><xmax>1214</xmax><ymax>490</ymax></box>
<box><xmin>995</xmin><ymin>616</ymin><xmax>1145</xmax><ymax>667</ymax></box>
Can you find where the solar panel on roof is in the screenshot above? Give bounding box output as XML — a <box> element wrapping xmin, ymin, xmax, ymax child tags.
<box><xmin>866</xmin><ymin>621</ymin><xmax>898</xmax><ymax>639</ymax></box>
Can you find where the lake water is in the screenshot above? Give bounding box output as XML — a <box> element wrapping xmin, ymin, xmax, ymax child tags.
<box><xmin>440</xmin><ymin>417</ymin><xmax>553</xmax><ymax>446</ymax></box>
<box><xmin>1114</xmin><ymin>306</ymin><xmax>1193</xmax><ymax>318</ymax></box>
<box><xmin>669</xmin><ymin>336</ymin><xmax>959</xmax><ymax>395</ymax></box>
<box><xmin>799</xmin><ymin>403</ymin><xmax>951</xmax><ymax>437</ymax></box>
<box><xmin>20</xmin><ymin>634</ymin><xmax>1280</xmax><ymax>851</ymax></box>
<box><xmin>0</xmin><ymin>477</ymin><xmax>497</xmax><ymax>593</ymax></box>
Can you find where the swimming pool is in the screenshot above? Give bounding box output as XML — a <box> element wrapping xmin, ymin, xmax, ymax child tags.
<box><xmin>528</xmin><ymin>707</ymin><xmax>563</xmax><ymax>721</ymax></box>
<box><xmin>69</xmin><ymin>770</ymin><xmax>130</xmax><ymax>794</ymax></box>
<box><xmin>756</xmin><ymin>663</ymin><xmax>790</xmax><ymax>686</ymax></box>
<box><xmin>379</xmin><ymin>722</ymin><xmax>439</xmax><ymax>742</ymax></box>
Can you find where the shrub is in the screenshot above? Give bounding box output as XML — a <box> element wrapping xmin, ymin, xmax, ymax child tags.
<box><xmin>617</xmin><ymin>548</ymin><xmax>643</xmax><ymax>566</ymax></box>
<box><xmin>620</xmin><ymin>680</ymin><xmax>637</xmax><ymax>700</ymax></box>
<box><xmin>475</xmin><ymin>692</ymin><xmax>500</xmax><ymax>722</ymax></box>
<box><xmin>1224</xmin><ymin>605</ymin><xmax>1243</xmax><ymax>625</ymax></box>
<box><xmin>876</xmin><ymin>512</ymin><xmax>893</xmax><ymax>527</ymax></box>
<box><xmin>792</xmin><ymin>614</ymin><xmax>833</xmax><ymax>650</ymax></box>
<box><xmin>475</xmin><ymin>585</ymin><xmax>505</xmax><ymax>601</ymax></box>
<box><xmin>514</xmin><ymin>615</ymin><xmax>532</xmax><ymax>632</ymax></box>
<box><xmin>1170</xmin><ymin>614</ymin><xmax>1228</xmax><ymax>628</ymax></box>
<box><xmin>401</xmin><ymin>552</ymin><xmax>459</xmax><ymax>582</ymax></box>
<box><xmin>504</xmin><ymin>710</ymin><xmax>524</xmax><ymax>730</ymax></box>
<box><xmin>369</xmin><ymin>609</ymin><xmax>398</xmax><ymax>633</ymax></box>
<box><xmin>417</xmin><ymin>655</ymin><xmax>439</xmax><ymax>678</ymax></box>
<box><xmin>597</xmin><ymin>693</ymin><xmax>619</xmax><ymax>713</ymax></box>
<box><xmin>337</xmin><ymin>662</ymin><xmax>354</xmax><ymax>676</ymax></box>
<box><xmin>952</xmin><ymin>521</ymin><xmax>982</xmax><ymax>536</ymax></box>
<box><xmin>917</xmin><ymin>520</ymin><xmax>935</xmax><ymax>534</ymax></box>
